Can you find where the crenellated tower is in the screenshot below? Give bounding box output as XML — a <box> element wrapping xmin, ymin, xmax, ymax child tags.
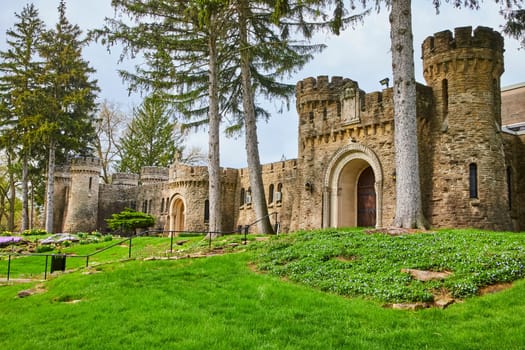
<box><xmin>422</xmin><ymin>26</ymin><xmax>512</xmax><ymax>230</ymax></box>
<box><xmin>62</xmin><ymin>157</ymin><xmax>102</xmax><ymax>233</ymax></box>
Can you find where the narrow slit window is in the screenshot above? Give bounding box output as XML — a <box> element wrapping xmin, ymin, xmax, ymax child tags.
<box><xmin>89</xmin><ymin>177</ymin><xmax>93</xmax><ymax>190</ymax></box>
<box><xmin>469</xmin><ymin>163</ymin><xmax>478</xmax><ymax>199</ymax></box>
<box><xmin>240</xmin><ymin>188</ymin><xmax>245</xmax><ymax>205</ymax></box>
<box><xmin>442</xmin><ymin>79</ymin><xmax>448</xmax><ymax>119</ymax></box>
<box><xmin>204</xmin><ymin>199</ymin><xmax>210</xmax><ymax>223</ymax></box>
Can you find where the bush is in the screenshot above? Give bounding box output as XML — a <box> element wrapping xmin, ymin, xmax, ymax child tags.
<box><xmin>22</xmin><ymin>228</ymin><xmax>48</xmax><ymax>236</ymax></box>
<box><xmin>36</xmin><ymin>245</ymin><xmax>54</xmax><ymax>253</ymax></box>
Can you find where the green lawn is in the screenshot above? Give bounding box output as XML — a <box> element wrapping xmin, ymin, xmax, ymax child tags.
<box><xmin>0</xmin><ymin>229</ymin><xmax>524</xmax><ymax>349</ymax></box>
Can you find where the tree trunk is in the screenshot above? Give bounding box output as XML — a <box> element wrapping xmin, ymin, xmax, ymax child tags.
<box><xmin>21</xmin><ymin>155</ymin><xmax>29</xmax><ymax>231</ymax></box>
<box><xmin>390</xmin><ymin>0</ymin><xmax>427</xmax><ymax>229</ymax></box>
<box><xmin>237</xmin><ymin>0</ymin><xmax>274</xmax><ymax>234</ymax></box>
<box><xmin>6</xmin><ymin>151</ymin><xmax>15</xmax><ymax>231</ymax></box>
<box><xmin>45</xmin><ymin>139</ymin><xmax>56</xmax><ymax>233</ymax></box>
<box><xmin>207</xmin><ymin>15</ymin><xmax>222</xmax><ymax>237</ymax></box>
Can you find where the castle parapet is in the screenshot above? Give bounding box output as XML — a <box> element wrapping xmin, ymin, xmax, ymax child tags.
<box><xmin>140</xmin><ymin>166</ymin><xmax>169</xmax><ymax>185</ymax></box>
<box><xmin>69</xmin><ymin>157</ymin><xmax>101</xmax><ymax>174</ymax></box>
<box><xmin>422</xmin><ymin>26</ymin><xmax>503</xmax><ymax>58</ymax></box>
<box><xmin>112</xmin><ymin>173</ymin><xmax>139</xmax><ymax>187</ymax></box>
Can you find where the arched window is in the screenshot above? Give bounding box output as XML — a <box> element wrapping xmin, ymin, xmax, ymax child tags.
<box><xmin>268</xmin><ymin>184</ymin><xmax>274</xmax><ymax>204</ymax></box>
<box><xmin>148</xmin><ymin>199</ymin><xmax>153</xmax><ymax>213</ymax></box>
<box><xmin>246</xmin><ymin>187</ymin><xmax>252</xmax><ymax>204</ymax></box>
<box><xmin>204</xmin><ymin>199</ymin><xmax>210</xmax><ymax>223</ymax></box>
<box><xmin>469</xmin><ymin>163</ymin><xmax>478</xmax><ymax>199</ymax></box>
<box><xmin>161</xmin><ymin>198</ymin><xmax>165</xmax><ymax>213</ymax></box>
<box><xmin>240</xmin><ymin>188</ymin><xmax>245</xmax><ymax>205</ymax></box>
<box><xmin>276</xmin><ymin>183</ymin><xmax>283</xmax><ymax>203</ymax></box>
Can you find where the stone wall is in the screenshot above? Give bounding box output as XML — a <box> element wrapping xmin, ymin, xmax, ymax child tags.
<box><xmin>237</xmin><ymin>159</ymin><xmax>298</xmax><ymax>233</ymax></box>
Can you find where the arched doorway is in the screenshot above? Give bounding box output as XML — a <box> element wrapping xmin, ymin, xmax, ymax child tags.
<box><xmin>169</xmin><ymin>196</ymin><xmax>185</xmax><ymax>234</ymax></box>
<box><xmin>357</xmin><ymin>167</ymin><xmax>376</xmax><ymax>227</ymax></box>
<box><xmin>323</xmin><ymin>143</ymin><xmax>383</xmax><ymax>228</ymax></box>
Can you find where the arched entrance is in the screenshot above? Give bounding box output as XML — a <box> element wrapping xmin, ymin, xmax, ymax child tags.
<box><xmin>357</xmin><ymin>167</ymin><xmax>376</xmax><ymax>227</ymax></box>
<box><xmin>323</xmin><ymin>143</ymin><xmax>383</xmax><ymax>228</ymax></box>
<box><xmin>169</xmin><ymin>196</ymin><xmax>185</xmax><ymax>234</ymax></box>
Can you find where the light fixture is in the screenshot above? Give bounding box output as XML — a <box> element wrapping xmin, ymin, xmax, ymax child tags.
<box><xmin>379</xmin><ymin>78</ymin><xmax>390</xmax><ymax>88</ymax></box>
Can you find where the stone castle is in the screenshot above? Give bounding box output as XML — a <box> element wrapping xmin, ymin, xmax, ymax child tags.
<box><xmin>53</xmin><ymin>26</ymin><xmax>525</xmax><ymax>234</ymax></box>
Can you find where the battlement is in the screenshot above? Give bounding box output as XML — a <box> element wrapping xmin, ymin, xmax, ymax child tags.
<box><xmin>69</xmin><ymin>156</ymin><xmax>101</xmax><ymax>174</ymax></box>
<box><xmin>112</xmin><ymin>173</ymin><xmax>139</xmax><ymax>187</ymax></box>
<box><xmin>296</xmin><ymin>76</ymin><xmax>352</xmax><ymax>105</ymax></box>
<box><xmin>422</xmin><ymin>26</ymin><xmax>503</xmax><ymax>58</ymax></box>
<box><xmin>140</xmin><ymin>166</ymin><xmax>169</xmax><ymax>185</ymax></box>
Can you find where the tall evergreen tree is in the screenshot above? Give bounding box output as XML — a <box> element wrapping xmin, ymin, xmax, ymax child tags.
<box><xmin>117</xmin><ymin>95</ymin><xmax>186</xmax><ymax>174</ymax></box>
<box><xmin>37</xmin><ymin>0</ymin><xmax>99</xmax><ymax>232</ymax></box>
<box><xmin>0</xmin><ymin>3</ymin><xmax>45</xmax><ymax>230</ymax></box>
<box><xmin>97</xmin><ymin>0</ymin><xmax>237</xmax><ymax>235</ymax></box>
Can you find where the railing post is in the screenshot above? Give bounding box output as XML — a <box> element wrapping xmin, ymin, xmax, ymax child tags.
<box><xmin>170</xmin><ymin>232</ymin><xmax>174</xmax><ymax>254</ymax></box>
<box><xmin>7</xmin><ymin>255</ymin><xmax>11</xmax><ymax>281</ymax></box>
<box><xmin>44</xmin><ymin>255</ymin><xmax>48</xmax><ymax>280</ymax></box>
<box><xmin>86</xmin><ymin>256</ymin><xmax>89</xmax><ymax>268</ymax></box>
<box><xmin>243</xmin><ymin>225</ymin><xmax>249</xmax><ymax>245</ymax></box>
<box><xmin>128</xmin><ymin>237</ymin><xmax>132</xmax><ymax>258</ymax></box>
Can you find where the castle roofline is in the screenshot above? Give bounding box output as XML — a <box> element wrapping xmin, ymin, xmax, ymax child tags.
<box><xmin>502</xmin><ymin>82</ymin><xmax>525</xmax><ymax>92</ymax></box>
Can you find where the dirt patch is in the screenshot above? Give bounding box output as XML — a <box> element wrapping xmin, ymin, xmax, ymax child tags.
<box><xmin>480</xmin><ymin>282</ymin><xmax>513</xmax><ymax>295</ymax></box>
<box><xmin>335</xmin><ymin>255</ymin><xmax>357</xmax><ymax>262</ymax></box>
<box><xmin>17</xmin><ymin>283</ymin><xmax>47</xmax><ymax>298</ymax></box>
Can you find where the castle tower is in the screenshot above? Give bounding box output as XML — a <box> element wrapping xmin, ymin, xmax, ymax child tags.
<box><xmin>422</xmin><ymin>26</ymin><xmax>512</xmax><ymax>230</ymax></box>
<box><xmin>62</xmin><ymin>157</ymin><xmax>102</xmax><ymax>233</ymax></box>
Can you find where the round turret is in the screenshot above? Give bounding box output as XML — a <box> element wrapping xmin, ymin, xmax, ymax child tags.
<box><xmin>62</xmin><ymin>157</ymin><xmax>102</xmax><ymax>233</ymax></box>
<box><xmin>421</xmin><ymin>26</ymin><xmax>511</xmax><ymax>230</ymax></box>
<box><xmin>140</xmin><ymin>166</ymin><xmax>169</xmax><ymax>185</ymax></box>
<box><xmin>112</xmin><ymin>173</ymin><xmax>139</xmax><ymax>187</ymax></box>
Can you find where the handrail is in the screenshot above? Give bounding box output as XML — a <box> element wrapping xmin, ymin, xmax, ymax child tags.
<box><xmin>245</xmin><ymin>212</ymin><xmax>279</xmax><ymax>234</ymax></box>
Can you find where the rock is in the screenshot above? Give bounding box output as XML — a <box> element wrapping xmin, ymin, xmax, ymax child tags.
<box><xmin>401</xmin><ymin>268</ymin><xmax>452</xmax><ymax>281</ymax></box>
<box><xmin>176</xmin><ymin>240</ymin><xmax>189</xmax><ymax>246</ymax></box>
<box><xmin>387</xmin><ymin>302</ymin><xmax>430</xmax><ymax>310</ymax></box>
<box><xmin>434</xmin><ymin>297</ymin><xmax>455</xmax><ymax>309</ymax></box>
<box><xmin>17</xmin><ymin>290</ymin><xmax>33</xmax><ymax>298</ymax></box>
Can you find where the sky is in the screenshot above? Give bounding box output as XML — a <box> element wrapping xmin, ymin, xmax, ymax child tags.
<box><xmin>1</xmin><ymin>1</ymin><xmax>524</xmax><ymax>169</ymax></box>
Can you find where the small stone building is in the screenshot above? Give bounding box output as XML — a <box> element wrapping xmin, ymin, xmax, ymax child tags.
<box><xmin>53</xmin><ymin>26</ymin><xmax>525</xmax><ymax>234</ymax></box>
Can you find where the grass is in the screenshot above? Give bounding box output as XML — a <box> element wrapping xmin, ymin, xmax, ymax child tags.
<box><xmin>0</xmin><ymin>228</ymin><xmax>524</xmax><ymax>349</ymax></box>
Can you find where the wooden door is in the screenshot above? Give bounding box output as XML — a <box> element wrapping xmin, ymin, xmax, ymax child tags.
<box><xmin>357</xmin><ymin>167</ymin><xmax>376</xmax><ymax>227</ymax></box>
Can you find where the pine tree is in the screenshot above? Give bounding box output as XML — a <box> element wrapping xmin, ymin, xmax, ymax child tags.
<box><xmin>98</xmin><ymin>0</ymin><xmax>236</xmax><ymax>235</ymax></box>
<box><xmin>0</xmin><ymin>4</ymin><xmax>45</xmax><ymax>230</ymax></box>
<box><xmin>37</xmin><ymin>0</ymin><xmax>99</xmax><ymax>232</ymax></box>
<box><xmin>117</xmin><ymin>95</ymin><xmax>186</xmax><ymax>174</ymax></box>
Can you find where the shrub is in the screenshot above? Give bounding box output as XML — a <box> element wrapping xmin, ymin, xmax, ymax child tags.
<box><xmin>22</xmin><ymin>228</ymin><xmax>48</xmax><ymax>236</ymax></box>
<box><xmin>36</xmin><ymin>245</ymin><xmax>54</xmax><ymax>253</ymax></box>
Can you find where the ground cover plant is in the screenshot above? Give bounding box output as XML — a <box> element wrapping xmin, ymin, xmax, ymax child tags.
<box><xmin>253</xmin><ymin>228</ymin><xmax>525</xmax><ymax>302</ymax></box>
<box><xmin>0</xmin><ymin>252</ymin><xmax>524</xmax><ymax>349</ymax></box>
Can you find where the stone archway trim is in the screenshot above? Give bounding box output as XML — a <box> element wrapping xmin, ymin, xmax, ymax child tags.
<box><xmin>322</xmin><ymin>142</ymin><xmax>383</xmax><ymax>228</ymax></box>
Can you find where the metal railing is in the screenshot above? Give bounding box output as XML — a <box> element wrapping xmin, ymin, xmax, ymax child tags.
<box><xmin>1</xmin><ymin>228</ymin><xmax>257</xmax><ymax>282</ymax></box>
